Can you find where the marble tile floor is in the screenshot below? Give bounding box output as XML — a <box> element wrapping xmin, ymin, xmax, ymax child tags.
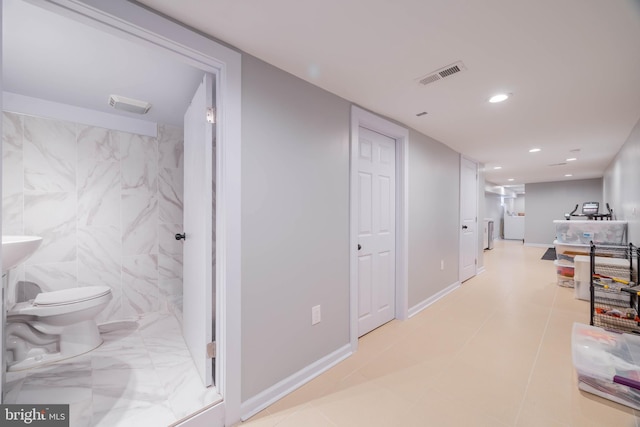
<box><xmin>238</xmin><ymin>239</ymin><xmax>640</xmax><ymax>427</ymax></box>
<box><xmin>4</xmin><ymin>312</ymin><xmax>220</xmax><ymax>427</ymax></box>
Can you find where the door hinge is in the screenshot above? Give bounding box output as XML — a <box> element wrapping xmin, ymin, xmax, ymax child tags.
<box><xmin>206</xmin><ymin>107</ymin><xmax>216</xmax><ymax>124</ymax></box>
<box><xmin>207</xmin><ymin>341</ymin><xmax>216</xmax><ymax>359</ymax></box>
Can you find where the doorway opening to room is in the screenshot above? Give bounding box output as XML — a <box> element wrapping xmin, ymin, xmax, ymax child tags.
<box><xmin>1</xmin><ymin>0</ymin><xmax>240</xmax><ymax>424</ymax></box>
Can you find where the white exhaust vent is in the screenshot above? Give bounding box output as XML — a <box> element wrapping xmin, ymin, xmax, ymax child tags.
<box><xmin>109</xmin><ymin>94</ymin><xmax>151</xmax><ymax>115</ymax></box>
<box><xmin>417</xmin><ymin>61</ymin><xmax>467</xmax><ymax>86</ymax></box>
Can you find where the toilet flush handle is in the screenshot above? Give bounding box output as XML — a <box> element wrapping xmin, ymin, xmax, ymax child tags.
<box><xmin>175</xmin><ymin>233</ymin><xmax>186</xmax><ymax>241</ymax></box>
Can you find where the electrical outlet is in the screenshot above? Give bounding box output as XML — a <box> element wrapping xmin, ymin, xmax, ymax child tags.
<box><xmin>440</xmin><ymin>260</ymin><xmax>445</xmax><ymax>270</ymax></box>
<box><xmin>312</xmin><ymin>305</ymin><xmax>321</xmax><ymax>325</ymax></box>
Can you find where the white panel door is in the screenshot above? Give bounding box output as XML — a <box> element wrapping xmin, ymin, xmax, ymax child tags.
<box><xmin>459</xmin><ymin>157</ymin><xmax>478</xmax><ymax>283</ymax></box>
<box><xmin>183</xmin><ymin>73</ymin><xmax>214</xmax><ymax>387</ymax></box>
<box><xmin>358</xmin><ymin>127</ymin><xmax>396</xmax><ymax>337</ymax></box>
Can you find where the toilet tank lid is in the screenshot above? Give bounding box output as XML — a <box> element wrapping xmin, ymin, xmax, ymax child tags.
<box><xmin>34</xmin><ymin>286</ymin><xmax>112</xmax><ymax>306</ymax></box>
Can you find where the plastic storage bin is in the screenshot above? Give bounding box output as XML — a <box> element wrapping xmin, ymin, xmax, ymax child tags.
<box><xmin>554</xmin><ymin>240</ymin><xmax>590</xmax><ymax>265</ymax></box>
<box><xmin>572</xmin><ymin>322</ymin><xmax>640</xmax><ymax>410</ymax></box>
<box><xmin>555</xmin><ymin>260</ymin><xmax>574</xmax><ymax>287</ymax></box>
<box><xmin>554</xmin><ymin>220</ymin><xmax>628</xmax><ymax>245</ymax></box>
<box><xmin>555</xmin><ymin>260</ymin><xmax>574</xmax><ymax>277</ymax></box>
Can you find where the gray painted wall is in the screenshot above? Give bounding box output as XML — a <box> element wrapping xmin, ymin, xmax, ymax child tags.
<box><xmin>407</xmin><ymin>130</ymin><xmax>460</xmax><ymax>307</ymax></box>
<box><xmin>524</xmin><ymin>178</ymin><xmax>603</xmax><ymax>245</ymax></box>
<box><xmin>604</xmin><ymin>117</ymin><xmax>640</xmax><ymax>245</ymax></box>
<box><xmin>514</xmin><ymin>194</ymin><xmax>525</xmax><ymax>214</ymax></box>
<box><xmin>240</xmin><ymin>54</ymin><xmax>464</xmax><ymax>402</ymax></box>
<box><xmin>241</xmin><ymin>55</ymin><xmax>351</xmax><ymax>400</ymax></box>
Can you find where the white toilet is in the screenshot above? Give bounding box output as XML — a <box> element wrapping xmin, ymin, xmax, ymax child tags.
<box><xmin>6</xmin><ymin>285</ymin><xmax>112</xmax><ymax>371</ymax></box>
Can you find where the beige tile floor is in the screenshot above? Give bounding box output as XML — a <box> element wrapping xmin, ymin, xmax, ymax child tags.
<box><xmin>237</xmin><ymin>239</ymin><xmax>640</xmax><ymax>427</ymax></box>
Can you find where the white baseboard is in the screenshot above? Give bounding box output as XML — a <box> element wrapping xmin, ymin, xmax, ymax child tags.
<box><xmin>476</xmin><ymin>266</ymin><xmax>486</xmax><ymax>275</ymax></box>
<box><xmin>408</xmin><ymin>281</ymin><xmax>460</xmax><ymax>318</ymax></box>
<box><xmin>524</xmin><ymin>243</ymin><xmax>553</xmax><ymax>248</ymax></box>
<box><xmin>240</xmin><ymin>344</ymin><xmax>352</xmax><ymax>421</ymax></box>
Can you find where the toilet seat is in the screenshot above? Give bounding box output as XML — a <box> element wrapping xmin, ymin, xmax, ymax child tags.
<box><xmin>33</xmin><ymin>286</ymin><xmax>111</xmax><ymax>306</ymax></box>
<box><xmin>6</xmin><ymin>285</ymin><xmax>113</xmax><ymax>371</ymax></box>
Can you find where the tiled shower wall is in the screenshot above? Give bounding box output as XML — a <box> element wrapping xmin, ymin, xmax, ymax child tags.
<box><xmin>2</xmin><ymin>112</ymin><xmax>184</xmax><ymax>323</ymax></box>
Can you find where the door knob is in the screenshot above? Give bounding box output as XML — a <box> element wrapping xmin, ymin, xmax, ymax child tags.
<box><xmin>462</xmin><ymin>225</ymin><xmax>468</xmax><ymax>230</ymax></box>
<box><xmin>358</xmin><ymin>244</ymin><xmax>362</xmax><ymax>250</ymax></box>
<box><xmin>175</xmin><ymin>233</ymin><xmax>186</xmax><ymax>241</ymax></box>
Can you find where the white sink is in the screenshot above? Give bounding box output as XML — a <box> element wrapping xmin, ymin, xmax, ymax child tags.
<box><xmin>2</xmin><ymin>235</ymin><xmax>43</xmax><ymax>273</ymax></box>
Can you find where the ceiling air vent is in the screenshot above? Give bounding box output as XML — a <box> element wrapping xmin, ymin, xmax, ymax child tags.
<box><xmin>109</xmin><ymin>94</ymin><xmax>151</xmax><ymax>115</ymax></box>
<box><xmin>417</xmin><ymin>61</ymin><xmax>467</xmax><ymax>86</ymax></box>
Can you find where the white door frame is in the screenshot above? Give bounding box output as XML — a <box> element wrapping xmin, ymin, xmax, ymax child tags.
<box><xmin>12</xmin><ymin>1</ymin><xmax>242</xmax><ymax>425</ymax></box>
<box><xmin>350</xmin><ymin>106</ymin><xmax>408</xmax><ymax>350</ymax></box>
<box><xmin>458</xmin><ymin>155</ymin><xmax>478</xmax><ymax>282</ymax></box>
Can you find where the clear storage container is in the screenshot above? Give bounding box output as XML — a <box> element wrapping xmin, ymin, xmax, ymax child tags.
<box><xmin>555</xmin><ymin>260</ymin><xmax>574</xmax><ymax>287</ymax></box>
<box><xmin>554</xmin><ymin>240</ymin><xmax>590</xmax><ymax>265</ymax></box>
<box><xmin>572</xmin><ymin>322</ymin><xmax>640</xmax><ymax>410</ymax></box>
<box><xmin>555</xmin><ymin>220</ymin><xmax>628</xmax><ymax>245</ymax></box>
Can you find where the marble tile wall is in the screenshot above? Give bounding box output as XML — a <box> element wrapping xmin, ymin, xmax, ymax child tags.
<box><xmin>2</xmin><ymin>112</ymin><xmax>184</xmax><ymax>322</ymax></box>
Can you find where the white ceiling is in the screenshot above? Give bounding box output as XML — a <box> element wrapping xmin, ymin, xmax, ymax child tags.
<box><xmin>135</xmin><ymin>0</ymin><xmax>640</xmax><ymax>188</ymax></box>
<box><xmin>5</xmin><ymin>0</ymin><xmax>640</xmax><ymax>189</ymax></box>
<box><xmin>2</xmin><ymin>0</ymin><xmax>204</xmax><ymax>127</ymax></box>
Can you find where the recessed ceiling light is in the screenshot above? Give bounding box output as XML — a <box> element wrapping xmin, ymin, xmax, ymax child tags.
<box><xmin>565</xmin><ymin>174</ymin><xmax>573</xmax><ymax>177</ymax></box>
<box><xmin>566</xmin><ymin>157</ymin><xmax>577</xmax><ymax>162</ymax></box>
<box><xmin>529</xmin><ymin>148</ymin><xmax>541</xmax><ymax>153</ymax></box>
<box><xmin>508</xmin><ymin>178</ymin><xmax>515</xmax><ymax>182</ymax></box>
<box><xmin>493</xmin><ymin>166</ymin><xmax>502</xmax><ymax>170</ymax></box>
<box><xmin>489</xmin><ymin>93</ymin><xmax>510</xmax><ymax>103</ymax></box>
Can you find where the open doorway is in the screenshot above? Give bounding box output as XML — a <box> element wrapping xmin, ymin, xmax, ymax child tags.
<box><xmin>3</xmin><ymin>0</ymin><xmax>238</xmax><ymax>419</ymax></box>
